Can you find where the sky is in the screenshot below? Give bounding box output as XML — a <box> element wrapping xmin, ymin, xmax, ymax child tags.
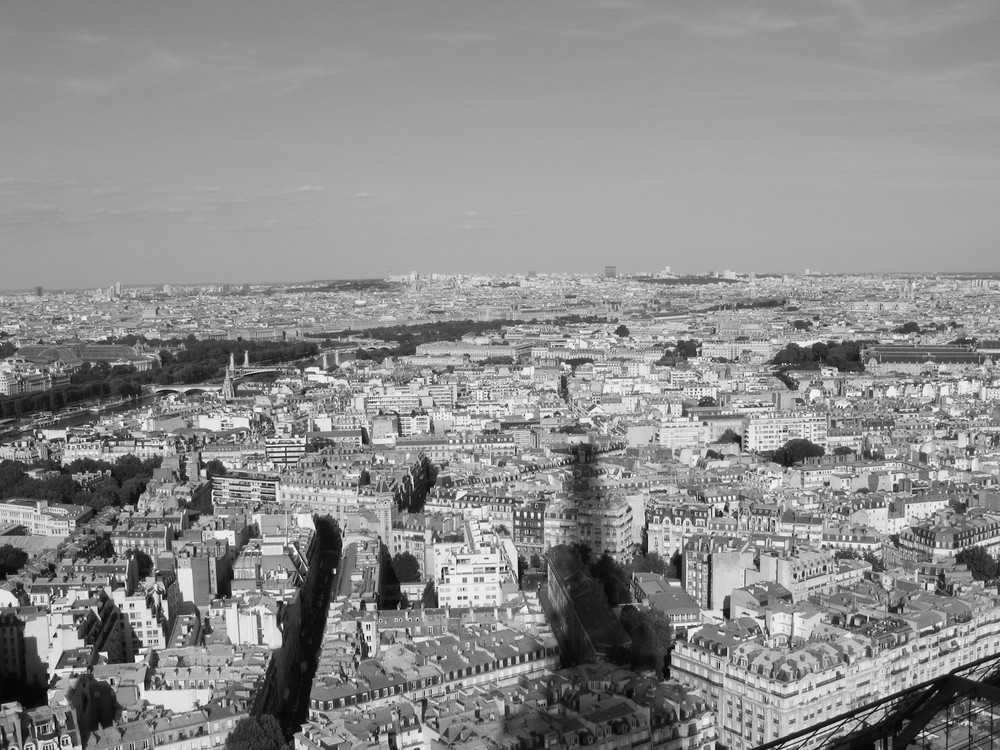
<box><xmin>1</xmin><ymin>0</ymin><xmax>998</xmax><ymax>289</ymax></box>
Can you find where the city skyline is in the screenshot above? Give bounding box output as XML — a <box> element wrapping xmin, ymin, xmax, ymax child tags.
<box><xmin>1</xmin><ymin>0</ymin><xmax>998</xmax><ymax>289</ymax></box>
<box><xmin>9</xmin><ymin>268</ymin><xmax>1000</xmax><ymax>296</ymax></box>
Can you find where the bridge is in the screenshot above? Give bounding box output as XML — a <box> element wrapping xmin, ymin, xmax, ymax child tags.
<box><xmin>150</xmin><ymin>351</ymin><xmax>297</xmax><ymax>397</ymax></box>
<box><xmin>150</xmin><ymin>383</ymin><xmax>224</xmax><ymax>396</ymax></box>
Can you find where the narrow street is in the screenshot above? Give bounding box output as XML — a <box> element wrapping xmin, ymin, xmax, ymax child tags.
<box><xmin>280</xmin><ymin>547</ymin><xmax>341</xmax><ymax>738</ymax></box>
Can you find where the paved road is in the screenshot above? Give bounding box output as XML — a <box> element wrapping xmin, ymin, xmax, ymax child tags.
<box><xmin>280</xmin><ymin>549</ymin><xmax>340</xmax><ymax>738</ymax></box>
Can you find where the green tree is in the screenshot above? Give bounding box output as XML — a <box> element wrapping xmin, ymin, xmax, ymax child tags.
<box><xmin>571</xmin><ymin>542</ymin><xmax>593</xmax><ymax>567</ymax></box>
<box><xmin>224</xmin><ymin>715</ymin><xmax>285</xmax><ymax>750</ymax></box>
<box><xmin>130</xmin><ymin>549</ymin><xmax>154</xmax><ymax>578</ymax></box>
<box><xmin>205</xmin><ymin>459</ymin><xmax>228</xmax><ymax>479</ymax></box>
<box><xmin>675</xmin><ymin>339</ymin><xmax>700</xmax><ymax>358</ymax></box>
<box><xmin>956</xmin><ymin>546</ymin><xmax>999</xmax><ymax>581</ymax></box>
<box><xmin>313</xmin><ymin>515</ymin><xmax>343</xmax><ymax>558</ymax></box>
<box><xmin>614</xmin><ymin>324</ymin><xmax>630</xmax><ymax>338</ymax></box>
<box><xmin>590</xmin><ymin>552</ymin><xmax>633</xmax><ymax>606</ymax></box>
<box><xmin>862</xmin><ymin>551</ymin><xmax>886</xmax><ymax>573</ymax></box>
<box><xmin>771</xmin><ymin>438</ymin><xmax>825</xmax><ymax>467</ymax></box>
<box><xmin>119</xmin><ymin>477</ymin><xmax>147</xmax><ymax>505</ymax></box>
<box><xmin>610</xmin><ymin>605</ymin><xmax>674</xmax><ymax>677</ymax></box>
<box><xmin>392</xmin><ymin>551</ymin><xmax>421</xmax><ymax>583</ymax></box>
<box><xmin>0</xmin><ymin>544</ymin><xmax>28</xmax><ymax>578</ymax></box>
<box><xmin>421</xmin><ymin>581</ymin><xmax>439</xmax><ymax>608</ymax></box>
<box><xmin>627</xmin><ymin>551</ymin><xmax>670</xmax><ymax>576</ymax></box>
<box><xmin>717</xmin><ymin>428</ymin><xmax>742</xmax><ymax>446</ymax></box>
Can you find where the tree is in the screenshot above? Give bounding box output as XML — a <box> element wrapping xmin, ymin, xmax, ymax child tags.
<box><xmin>0</xmin><ymin>544</ymin><xmax>28</xmax><ymax>578</ymax></box>
<box><xmin>628</xmin><ymin>551</ymin><xmax>669</xmax><ymax>576</ymax></box>
<box><xmin>771</xmin><ymin>438</ymin><xmax>825</xmax><ymax>467</ymax></box>
<box><xmin>862</xmin><ymin>551</ymin><xmax>886</xmax><ymax>573</ymax></box>
<box><xmin>130</xmin><ymin>549</ymin><xmax>154</xmax><ymax>578</ymax></box>
<box><xmin>313</xmin><ymin>515</ymin><xmax>343</xmax><ymax>558</ymax></box>
<box><xmin>668</xmin><ymin>550</ymin><xmax>682</xmax><ymax>579</ymax></box>
<box><xmin>697</xmin><ymin>395</ymin><xmax>717</xmax><ymax>407</ymax></box>
<box><xmin>392</xmin><ymin>551</ymin><xmax>421</xmax><ymax>583</ymax></box>
<box><xmin>614</xmin><ymin>324</ymin><xmax>630</xmax><ymax>338</ymax></box>
<box><xmin>590</xmin><ymin>552</ymin><xmax>633</xmax><ymax>606</ymax></box>
<box><xmin>956</xmin><ymin>546</ymin><xmax>1000</xmax><ymax>582</ymax></box>
<box><xmin>225</xmin><ymin>715</ymin><xmax>285</xmax><ymax>750</ymax></box>
<box><xmin>205</xmin><ymin>459</ymin><xmax>227</xmax><ymax>479</ymax></box>
<box><xmin>717</xmin><ymin>429</ymin><xmax>742</xmax><ymax>446</ymax></box>
<box><xmin>119</xmin><ymin>477</ymin><xmax>147</xmax><ymax>505</ymax></box>
<box><xmin>610</xmin><ymin>605</ymin><xmax>674</xmax><ymax>677</ymax></box>
<box><xmin>675</xmin><ymin>339</ymin><xmax>700</xmax><ymax>358</ymax></box>
<box><xmin>421</xmin><ymin>581</ymin><xmax>438</xmax><ymax>608</ymax></box>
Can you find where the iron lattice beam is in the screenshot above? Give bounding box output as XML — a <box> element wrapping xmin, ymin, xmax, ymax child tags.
<box><xmin>752</xmin><ymin>651</ymin><xmax>1000</xmax><ymax>750</ymax></box>
<box><xmin>893</xmin><ymin>676</ymin><xmax>1000</xmax><ymax>747</ymax></box>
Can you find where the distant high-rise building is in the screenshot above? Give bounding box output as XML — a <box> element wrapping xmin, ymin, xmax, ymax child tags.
<box><xmin>33</xmin><ymin>286</ymin><xmax>42</xmax><ymax>297</ymax></box>
<box><xmin>114</xmin><ymin>281</ymin><xmax>122</xmax><ymax>297</ymax></box>
<box><xmin>604</xmin><ymin>265</ymin><xmax>617</xmax><ymax>278</ymax></box>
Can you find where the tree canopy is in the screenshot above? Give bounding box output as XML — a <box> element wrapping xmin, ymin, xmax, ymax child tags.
<box><xmin>224</xmin><ymin>715</ymin><xmax>286</xmax><ymax>750</ymax></box>
<box><xmin>614</xmin><ymin>324</ymin><xmax>630</xmax><ymax>338</ymax></box>
<box><xmin>771</xmin><ymin>340</ymin><xmax>867</xmax><ymax>372</ymax></box>
<box><xmin>771</xmin><ymin>438</ymin><xmax>825</xmax><ymax>467</ymax></box>
<box><xmin>608</xmin><ymin>605</ymin><xmax>674</xmax><ymax>677</ymax></box>
<box><xmin>392</xmin><ymin>551</ymin><xmax>421</xmax><ymax>583</ymax></box>
<box><xmin>717</xmin><ymin>428</ymin><xmax>742</xmax><ymax>447</ymax></box>
<box><xmin>627</xmin><ymin>551</ymin><xmax>679</xmax><ymax>579</ymax></box>
<box><xmin>0</xmin><ymin>544</ymin><xmax>28</xmax><ymax>579</ymax></box>
<box><xmin>0</xmin><ymin>456</ymin><xmax>161</xmax><ymax>511</ymax></box>
<box><xmin>205</xmin><ymin>459</ymin><xmax>228</xmax><ymax>479</ymax></box>
<box><xmin>589</xmin><ymin>551</ymin><xmax>633</xmax><ymax>607</ymax></box>
<box><xmin>956</xmin><ymin>546</ymin><xmax>1000</xmax><ymax>582</ymax></box>
<box><xmin>421</xmin><ymin>581</ymin><xmax>438</xmax><ymax>608</ymax></box>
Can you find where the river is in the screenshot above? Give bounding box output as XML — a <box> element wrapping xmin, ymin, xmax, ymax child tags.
<box><xmin>0</xmin><ymin>394</ymin><xmax>163</xmax><ymax>443</ymax></box>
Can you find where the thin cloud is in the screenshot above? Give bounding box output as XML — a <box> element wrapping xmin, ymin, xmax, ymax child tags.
<box><xmin>0</xmin><ymin>177</ymin><xmax>78</xmax><ymax>192</ymax></box>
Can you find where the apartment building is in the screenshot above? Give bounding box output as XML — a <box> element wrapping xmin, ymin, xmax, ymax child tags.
<box><xmin>682</xmin><ymin>535</ymin><xmax>755</xmax><ymax>615</ymax></box>
<box><xmin>0</xmin><ymin>500</ymin><xmax>92</xmax><ymax>536</ymax></box>
<box><xmin>742</xmin><ymin>413</ymin><xmax>828</xmax><ymax>452</ymax></box>
<box><xmin>543</xmin><ymin>492</ymin><xmax>634</xmax><ymax>561</ymax></box>
<box><xmin>672</xmin><ymin>592</ymin><xmax>1000</xmax><ymax>750</ymax></box>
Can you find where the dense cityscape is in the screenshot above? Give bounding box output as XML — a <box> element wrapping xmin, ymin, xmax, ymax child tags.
<box><xmin>1</xmin><ymin>270</ymin><xmax>1000</xmax><ymax>749</ymax></box>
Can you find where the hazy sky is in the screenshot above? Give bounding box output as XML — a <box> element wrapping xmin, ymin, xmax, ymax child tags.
<box><xmin>1</xmin><ymin>0</ymin><xmax>998</xmax><ymax>288</ymax></box>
